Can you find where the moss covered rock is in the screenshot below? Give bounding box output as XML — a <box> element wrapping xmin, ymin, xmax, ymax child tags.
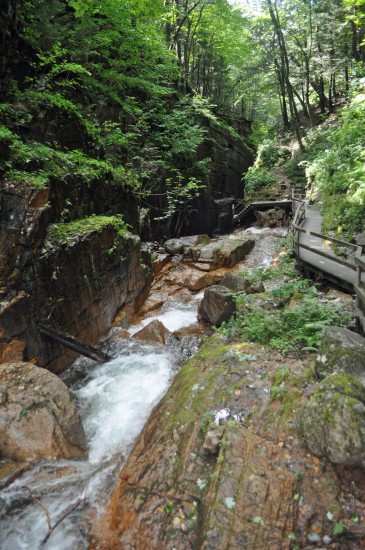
<box><xmin>198</xmin><ymin>285</ymin><xmax>236</xmax><ymax>326</ymax></box>
<box><xmin>296</xmin><ymin>373</ymin><xmax>365</xmax><ymax>466</ymax></box>
<box><xmin>315</xmin><ymin>326</ymin><xmax>365</xmax><ymax>383</ymax></box>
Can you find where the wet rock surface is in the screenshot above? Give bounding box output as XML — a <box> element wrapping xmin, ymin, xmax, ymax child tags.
<box><xmin>0</xmin><ymin>228</ymin><xmax>151</xmax><ymax>373</ymax></box>
<box><xmin>90</xmin><ymin>335</ymin><xmax>365</xmax><ymax>549</ymax></box>
<box><xmin>198</xmin><ymin>285</ymin><xmax>236</xmax><ymax>325</ymax></box>
<box><xmin>133</xmin><ymin>319</ymin><xmax>170</xmax><ymax>345</ymax></box>
<box><xmin>297</xmin><ymin>373</ymin><xmax>365</xmax><ymax>466</ymax></box>
<box><xmin>316</xmin><ymin>326</ymin><xmax>365</xmax><ymax>384</ymax></box>
<box><xmin>0</xmin><ymin>362</ymin><xmax>87</xmax><ymax>461</ymax></box>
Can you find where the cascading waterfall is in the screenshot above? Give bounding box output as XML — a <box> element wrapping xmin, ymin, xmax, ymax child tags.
<box><xmin>0</xmin><ymin>227</ymin><xmax>287</xmax><ymax>549</ymax></box>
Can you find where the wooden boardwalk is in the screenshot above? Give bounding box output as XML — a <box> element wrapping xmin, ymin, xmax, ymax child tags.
<box><xmin>291</xmin><ymin>197</ymin><xmax>365</xmax><ymax>328</ymax></box>
<box><xmin>298</xmin><ymin>203</ymin><xmax>358</xmax><ymax>287</ymax></box>
<box><xmin>234</xmin><ymin>193</ymin><xmax>365</xmax><ymax>327</ymax></box>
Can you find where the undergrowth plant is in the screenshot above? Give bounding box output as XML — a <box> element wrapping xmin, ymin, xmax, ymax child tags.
<box><xmin>218</xmin><ymin>282</ymin><xmax>353</xmax><ymax>353</ymax></box>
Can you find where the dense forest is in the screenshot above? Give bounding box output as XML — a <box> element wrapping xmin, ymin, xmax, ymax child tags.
<box><xmin>1</xmin><ymin>0</ymin><xmax>365</xmax><ymax>244</ymax></box>
<box><xmin>2</xmin><ymin>2</ymin><xmax>365</xmax><ymax>547</ymax></box>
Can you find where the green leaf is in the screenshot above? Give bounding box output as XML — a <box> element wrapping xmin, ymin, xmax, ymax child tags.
<box><xmin>333</xmin><ymin>521</ymin><xmax>346</xmax><ymax>536</ymax></box>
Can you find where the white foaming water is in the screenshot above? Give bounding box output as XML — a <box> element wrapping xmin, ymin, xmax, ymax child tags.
<box><xmin>129</xmin><ymin>301</ymin><xmax>199</xmax><ymax>335</ymax></box>
<box><xmin>0</xmin><ymin>343</ymin><xmax>174</xmax><ymax>550</ymax></box>
<box><xmin>76</xmin><ymin>348</ymin><xmax>172</xmax><ymax>464</ymax></box>
<box><xmin>0</xmin><ymin>227</ymin><xmax>288</xmax><ymax>549</ymax></box>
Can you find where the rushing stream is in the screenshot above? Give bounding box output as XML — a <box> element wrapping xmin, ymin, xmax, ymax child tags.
<box><xmin>0</xmin><ymin>226</ymin><xmax>287</xmax><ymax>549</ymax></box>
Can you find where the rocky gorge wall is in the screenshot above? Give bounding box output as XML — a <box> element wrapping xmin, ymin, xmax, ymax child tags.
<box><xmin>186</xmin><ymin>118</ymin><xmax>253</xmax><ymax>236</ymax></box>
<box><xmin>0</xmin><ymin>102</ymin><xmax>252</xmax><ymax>374</ymax></box>
<box><xmin>153</xmin><ymin>117</ymin><xmax>254</xmax><ymax>239</ymax></box>
<box><xmin>0</xmin><ymin>207</ymin><xmax>151</xmax><ymax>373</ymax></box>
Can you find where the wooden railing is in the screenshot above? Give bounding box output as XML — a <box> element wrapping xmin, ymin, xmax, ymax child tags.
<box><xmin>291</xmin><ymin>191</ymin><xmax>365</xmax><ymax>331</ymax></box>
<box><xmin>355</xmin><ymin>251</ymin><xmax>365</xmax><ymax>328</ymax></box>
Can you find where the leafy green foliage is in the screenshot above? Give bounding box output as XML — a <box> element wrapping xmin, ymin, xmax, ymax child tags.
<box><xmin>47</xmin><ymin>215</ymin><xmax>130</xmax><ymax>245</ymax></box>
<box><xmin>306</xmin><ymin>88</ymin><xmax>365</xmax><ymax>237</ymax></box>
<box><xmin>243</xmin><ymin>169</ymin><xmax>276</xmax><ymax>195</ymax></box>
<box><xmin>218</xmin><ymin>281</ymin><xmax>353</xmax><ymax>353</ymax></box>
<box><xmin>255</xmin><ymin>141</ymin><xmax>289</xmax><ymax>169</ymax></box>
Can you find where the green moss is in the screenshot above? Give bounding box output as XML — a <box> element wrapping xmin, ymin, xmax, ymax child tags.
<box><xmin>6</xmin><ymin>169</ymin><xmax>49</xmax><ymax>189</ymax></box>
<box><xmin>163</xmin><ymin>336</ymin><xmax>235</xmax><ymax>430</ymax></box>
<box><xmin>319</xmin><ymin>373</ymin><xmax>365</xmax><ymax>403</ymax></box>
<box><xmin>273</xmin><ymin>365</ymin><xmax>291</xmax><ymax>385</ymax></box>
<box><xmin>46</xmin><ymin>215</ymin><xmax>130</xmax><ymax>245</ymax></box>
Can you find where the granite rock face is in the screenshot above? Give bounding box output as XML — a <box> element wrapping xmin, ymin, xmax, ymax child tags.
<box><xmin>315</xmin><ymin>326</ymin><xmax>365</xmax><ymax>385</ymax></box>
<box><xmin>297</xmin><ymin>373</ymin><xmax>365</xmax><ymax>466</ymax></box>
<box><xmin>0</xmin><ymin>362</ymin><xmax>87</xmax><ymax>461</ymax></box>
<box><xmin>161</xmin><ymin>117</ymin><xmax>253</xmax><ymax>238</ymax></box>
<box><xmin>198</xmin><ymin>285</ymin><xmax>236</xmax><ymax>325</ymax></box>
<box><xmin>0</xmin><ymin>227</ymin><xmax>151</xmax><ymax>374</ymax></box>
<box><xmin>90</xmin><ymin>337</ymin><xmax>365</xmax><ymax>549</ymax></box>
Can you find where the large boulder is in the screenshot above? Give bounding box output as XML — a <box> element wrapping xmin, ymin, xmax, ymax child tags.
<box><xmin>163</xmin><ymin>238</ymin><xmax>184</xmax><ymax>255</ymax></box>
<box><xmin>133</xmin><ymin>319</ymin><xmax>169</xmax><ymax>345</ymax></box>
<box><xmin>218</xmin><ymin>238</ymin><xmax>255</xmax><ymax>267</ymax></box>
<box><xmin>164</xmin><ymin>265</ymin><xmax>226</xmax><ymax>291</ymax></box>
<box><xmin>198</xmin><ymin>285</ymin><xmax>236</xmax><ymax>325</ymax></box>
<box><xmin>315</xmin><ymin>326</ymin><xmax>365</xmax><ymax>384</ymax></box>
<box><xmin>0</xmin><ymin>362</ymin><xmax>87</xmax><ymax>461</ymax></box>
<box><xmin>255</xmin><ymin>208</ymin><xmax>286</xmax><ymax>227</ymax></box>
<box><xmin>296</xmin><ymin>373</ymin><xmax>365</xmax><ymax>466</ymax></box>
<box><xmin>194</xmin><ymin>237</ymin><xmax>255</xmax><ymax>271</ymax></box>
<box><xmin>220</xmin><ymin>272</ymin><xmax>265</xmax><ymax>294</ymax></box>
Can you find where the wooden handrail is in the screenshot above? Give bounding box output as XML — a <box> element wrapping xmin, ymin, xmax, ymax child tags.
<box><xmin>291</xmin><ymin>192</ymin><xmax>365</xmax><ymax>331</ymax></box>
<box><xmin>294</xmin><ymin>226</ymin><xmax>358</xmax><ymax>250</ymax></box>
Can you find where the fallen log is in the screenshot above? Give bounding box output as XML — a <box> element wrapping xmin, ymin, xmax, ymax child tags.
<box><xmin>38</xmin><ymin>323</ymin><xmax>111</xmax><ymax>363</ymax></box>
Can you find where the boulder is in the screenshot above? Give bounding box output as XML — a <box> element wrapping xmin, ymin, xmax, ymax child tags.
<box><xmin>133</xmin><ymin>319</ymin><xmax>169</xmax><ymax>345</ymax></box>
<box><xmin>296</xmin><ymin>373</ymin><xmax>365</xmax><ymax>466</ymax></box>
<box><xmin>194</xmin><ymin>237</ymin><xmax>255</xmax><ymax>270</ymax></box>
<box><xmin>179</xmin><ymin>235</ymin><xmax>211</xmax><ymax>258</ymax></box>
<box><xmin>255</xmin><ymin>208</ymin><xmax>285</xmax><ymax>227</ymax></box>
<box><xmin>315</xmin><ymin>326</ymin><xmax>365</xmax><ymax>384</ymax></box>
<box><xmin>198</xmin><ymin>285</ymin><xmax>236</xmax><ymax>326</ymax></box>
<box><xmin>0</xmin><ymin>362</ymin><xmax>87</xmax><ymax>461</ymax></box>
<box><xmin>164</xmin><ymin>265</ymin><xmax>225</xmax><ymax>292</ymax></box>
<box><xmin>220</xmin><ymin>272</ymin><xmax>265</xmax><ymax>294</ymax></box>
<box><xmin>163</xmin><ymin>239</ymin><xmax>184</xmax><ymax>255</ymax></box>
<box><xmin>218</xmin><ymin>238</ymin><xmax>255</xmax><ymax>267</ymax></box>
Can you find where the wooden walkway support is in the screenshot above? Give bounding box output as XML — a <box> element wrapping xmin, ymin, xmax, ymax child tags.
<box><xmin>233</xmin><ymin>199</ymin><xmax>292</xmax><ymax>225</ymax></box>
<box><xmin>38</xmin><ymin>323</ymin><xmax>112</xmax><ymax>363</ymax></box>
<box><xmin>291</xmin><ymin>192</ymin><xmax>365</xmax><ymax>330</ymax></box>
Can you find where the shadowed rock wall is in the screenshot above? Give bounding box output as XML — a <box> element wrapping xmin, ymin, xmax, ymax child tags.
<box><xmin>168</xmin><ymin>117</ymin><xmax>253</xmax><ymax>238</ymax></box>
<box><xmin>0</xmin><ymin>225</ymin><xmax>151</xmax><ymax>373</ymax></box>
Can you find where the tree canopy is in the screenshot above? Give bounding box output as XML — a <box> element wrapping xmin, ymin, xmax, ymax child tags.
<box><xmin>0</xmin><ymin>0</ymin><xmax>364</xmax><ymax>235</ymax></box>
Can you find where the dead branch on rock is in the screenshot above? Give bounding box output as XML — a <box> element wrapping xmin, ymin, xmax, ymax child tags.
<box><xmin>23</xmin><ymin>486</ymin><xmax>52</xmax><ymax>534</ymax></box>
<box><xmin>42</xmin><ymin>497</ymin><xmax>88</xmax><ymax>545</ymax></box>
<box><xmin>22</xmin><ymin>486</ymin><xmax>88</xmax><ymax>545</ymax></box>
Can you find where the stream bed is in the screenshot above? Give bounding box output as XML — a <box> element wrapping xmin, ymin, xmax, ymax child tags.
<box><xmin>0</xmin><ymin>226</ymin><xmax>287</xmax><ymax>549</ymax></box>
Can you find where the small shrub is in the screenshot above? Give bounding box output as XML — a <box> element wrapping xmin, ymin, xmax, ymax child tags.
<box><xmin>243</xmin><ymin>168</ymin><xmax>276</xmax><ymax>195</ymax></box>
<box><xmin>218</xmin><ymin>292</ymin><xmax>353</xmax><ymax>353</ymax></box>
